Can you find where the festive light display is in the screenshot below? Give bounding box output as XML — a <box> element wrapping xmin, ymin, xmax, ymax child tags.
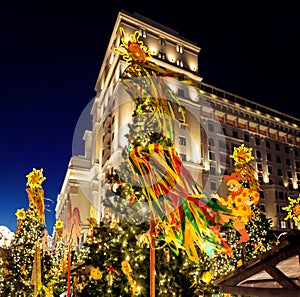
<box><xmin>282</xmin><ymin>195</ymin><xmax>300</xmax><ymax>225</ymax></box>
<box><xmin>112</xmin><ymin>27</ymin><xmax>232</xmax><ymax>262</ymax></box>
<box><xmin>0</xmin><ymin>169</ymin><xmax>67</xmax><ymax>296</ymax></box>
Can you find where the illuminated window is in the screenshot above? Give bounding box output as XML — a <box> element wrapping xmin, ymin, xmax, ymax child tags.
<box><xmin>158</xmin><ymin>51</ymin><xmax>166</xmax><ymax>60</ymax></box>
<box><xmin>176</xmin><ymin>44</ymin><xmax>183</xmax><ymax>53</ymax></box>
<box><xmin>280</xmin><ymin>220</ymin><xmax>287</xmax><ymax>229</ymax></box>
<box><xmin>139</xmin><ymin>29</ymin><xmax>147</xmax><ymax>38</ymax></box>
<box><xmin>176</xmin><ymin>59</ymin><xmax>183</xmax><ymax>67</ymax></box>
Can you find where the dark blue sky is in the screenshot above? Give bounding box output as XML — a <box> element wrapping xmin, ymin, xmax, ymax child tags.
<box><xmin>0</xmin><ymin>1</ymin><xmax>299</xmax><ymax>234</ymax></box>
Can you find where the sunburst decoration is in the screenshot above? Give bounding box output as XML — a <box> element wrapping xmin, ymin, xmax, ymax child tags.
<box><xmin>230</xmin><ymin>144</ymin><xmax>254</xmax><ymax>165</ymax></box>
<box><xmin>15</xmin><ymin>208</ymin><xmax>26</xmax><ymax>220</ymax></box>
<box><xmin>282</xmin><ymin>195</ymin><xmax>300</xmax><ymax>225</ymax></box>
<box><xmin>55</xmin><ymin>220</ymin><xmax>64</xmax><ymax>229</ymax></box>
<box><xmin>114</xmin><ymin>27</ymin><xmax>152</xmax><ymax>64</ymax></box>
<box><xmin>26</xmin><ymin>168</ymin><xmax>46</xmax><ymax>189</ymax></box>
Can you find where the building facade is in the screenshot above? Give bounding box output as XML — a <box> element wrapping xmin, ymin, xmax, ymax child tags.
<box><xmin>55</xmin><ymin>10</ymin><xmax>300</xmax><ymax>239</ymax></box>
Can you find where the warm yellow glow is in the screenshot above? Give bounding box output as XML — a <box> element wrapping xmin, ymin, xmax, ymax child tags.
<box><xmin>55</xmin><ymin>220</ymin><xmax>64</xmax><ymax>229</ymax></box>
<box><xmin>26</xmin><ymin>168</ymin><xmax>46</xmax><ymax>189</ymax></box>
<box><xmin>282</xmin><ymin>195</ymin><xmax>300</xmax><ymax>225</ymax></box>
<box><xmin>15</xmin><ymin>208</ymin><xmax>26</xmax><ymax>220</ymax></box>
<box><xmin>230</xmin><ymin>144</ymin><xmax>254</xmax><ymax>165</ymax></box>
<box><xmin>113</xmin><ymin>27</ymin><xmax>152</xmax><ymax>64</ymax></box>
<box><xmin>168</xmin><ymin>54</ymin><xmax>175</xmax><ymax>63</ymax></box>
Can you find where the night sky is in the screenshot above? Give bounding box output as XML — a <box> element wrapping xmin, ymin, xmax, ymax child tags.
<box><xmin>0</xmin><ymin>1</ymin><xmax>299</xmax><ymax>234</ymax></box>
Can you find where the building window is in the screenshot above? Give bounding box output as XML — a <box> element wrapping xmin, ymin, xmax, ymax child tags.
<box><xmin>275</xmin><ymin>143</ymin><xmax>280</xmax><ymax>151</ymax></box>
<box><xmin>178</xmin><ymin>88</ymin><xmax>184</xmax><ymax>97</ymax></box>
<box><xmin>210</xmin><ymin>181</ymin><xmax>217</xmax><ymax>191</ymax></box>
<box><xmin>277</xmin><ymin>168</ymin><xmax>283</xmax><ymax>176</ymax></box>
<box><xmin>208</xmin><ymin>122</ymin><xmax>214</xmax><ymax>132</ymax></box>
<box><xmin>280</xmin><ymin>220</ymin><xmax>287</xmax><ymax>229</ymax></box>
<box><xmin>219</xmin><ymin>140</ymin><xmax>226</xmax><ymax>150</ymax></box>
<box><xmin>267</xmin><ymin>153</ymin><xmax>272</xmax><ymax>161</ymax></box>
<box><xmin>244</xmin><ymin>133</ymin><xmax>249</xmax><ymax>142</ymax></box>
<box><xmin>176</xmin><ymin>44</ymin><xmax>183</xmax><ymax>53</ymax></box>
<box><xmin>266</xmin><ymin>140</ymin><xmax>271</xmax><ymax>148</ymax></box>
<box><xmin>210</xmin><ymin>167</ymin><xmax>216</xmax><ymax>175</ymax></box>
<box><xmin>287</xmin><ymin>171</ymin><xmax>292</xmax><ymax>178</ymax></box>
<box><xmin>159</xmin><ymin>38</ymin><xmax>166</xmax><ymax>46</ymax></box>
<box><xmin>257</xmin><ymin>163</ymin><xmax>263</xmax><ymax>171</ymax></box>
<box><xmin>222</xmin><ymin>128</ymin><xmax>227</xmax><ymax>136</ymax></box>
<box><xmin>209</xmin><ymin>151</ymin><xmax>215</xmax><ymax>161</ymax></box>
<box><xmin>158</xmin><ymin>51</ymin><xmax>166</xmax><ymax>60</ymax></box>
<box><xmin>286</xmin><ymin>159</ymin><xmax>291</xmax><ymax>166</ymax></box>
<box><xmin>179</xmin><ymin>136</ymin><xmax>186</xmax><ymax>146</ymax></box>
<box><xmin>209</xmin><ymin>138</ymin><xmax>215</xmax><ymax>146</ymax></box>
<box><xmin>285</xmin><ymin>146</ymin><xmax>290</xmax><ymax>154</ymax></box>
<box><xmin>276</xmin><ymin>156</ymin><xmax>281</xmax><ymax>163</ymax></box>
<box><xmin>256</xmin><ymin>150</ymin><xmax>261</xmax><ymax>159</ymax></box>
<box><xmin>295</xmin><ymin>160</ymin><xmax>300</xmax><ymax>169</ymax></box>
<box><xmin>268</xmin><ymin>166</ymin><xmax>272</xmax><ymax>174</ymax></box>
<box><xmin>232</xmin><ymin>131</ymin><xmax>238</xmax><ymax>139</ymax></box>
<box><xmin>294</xmin><ymin>148</ymin><xmax>299</xmax><ymax>156</ymax></box>
<box><xmin>139</xmin><ymin>29</ymin><xmax>147</xmax><ymax>38</ymax></box>
<box><xmin>255</xmin><ymin>137</ymin><xmax>260</xmax><ymax>146</ymax></box>
<box><xmin>176</xmin><ymin>59</ymin><xmax>183</xmax><ymax>67</ymax></box>
<box><xmin>180</xmin><ymin>153</ymin><xmax>186</xmax><ymax>161</ymax></box>
<box><xmin>180</xmin><ymin>123</ymin><xmax>186</xmax><ymax>130</ymax></box>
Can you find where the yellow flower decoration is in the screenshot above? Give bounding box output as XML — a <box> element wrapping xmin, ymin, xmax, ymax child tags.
<box><xmin>90</xmin><ymin>267</ymin><xmax>103</xmax><ymax>280</ymax></box>
<box><xmin>15</xmin><ymin>208</ymin><xmax>26</xmax><ymax>220</ymax></box>
<box><xmin>114</xmin><ymin>27</ymin><xmax>152</xmax><ymax>64</ymax></box>
<box><xmin>282</xmin><ymin>195</ymin><xmax>300</xmax><ymax>225</ymax></box>
<box><xmin>26</xmin><ymin>168</ymin><xmax>46</xmax><ymax>189</ymax></box>
<box><xmin>230</xmin><ymin>144</ymin><xmax>254</xmax><ymax>165</ymax></box>
<box><xmin>55</xmin><ymin>220</ymin><xmax>64</xmax><ymax>229</ymax></box>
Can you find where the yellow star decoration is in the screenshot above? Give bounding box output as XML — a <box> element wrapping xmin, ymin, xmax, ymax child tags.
<box><xmin>114</xmin><ymin>27</ymin><xmax>152</xmax><ymax>64</ymax></box>
<box><xmin>282</xmin><ymin>195</ymin><xmax>300</xmax><ymax>225</ymax></box>
<box><xmin>55</xmin><ymin>220</ymin><xmax>64</xmax><ymax>229</ymax></box>
<box><xmin>230</xmin><ymin>144</ymin><xmax>254</xmax><ymax>165</ymax></box>
<box><xmin>15</xmin><ymin>208</ymin><xmax>26</xmax><ymax>220</ymax></box>
<box><xmin>26</xmin><ymin>168</ymin><xmax>46</xmax><ymax>189</ymax></box>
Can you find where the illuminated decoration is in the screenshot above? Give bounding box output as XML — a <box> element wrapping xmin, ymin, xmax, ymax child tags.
<box><xmin>114</xmin><ymin>27</ymin><xmax>152</xmax><ymax>64</ymax></box>
<box><xmin>15</xmin><ymin>208</ymin><xmax>26</xmax><ymax>220</ymax></box>
<box><xmin>55</xmin><ymin>220</ymin><xmax>64</xmax><ymax>229</ymax></box>
<box><xmin>121</xmin><ymin>261</ymin><xmax>137</xmax><ymax>296</ymax></box>
<box><xmin>0</xmin><ymin>168</ymin><xmax>66</xmax><ymax>296</ymax></box>
<box><xmin>26</xmin><ymin>168</ymin><xmax>46</xmax><ymax>189</ymax></box>
<box><xmin>25</xmin><ymin>168</ymin><xmax>46</xmax><ymax>224</ymax></box>
<box><xmin>201</xmin><ymin>271</ymin><xmax>212</xmax><ymax>283</ymax></box>
<box><xmin>230</xmin><ymin>143</ymin><xmax>254</xmax><ymax>165</ymax></box>
<box><xmin>282</xmin><ymin>195</ymin><xmax>300</xmax><ymax>225</ymax></box>
<box><xmin>217</xmin><ymin>144</ymin><xmax>260</xmax><ymax>243</ymax></box>
<box><xmin>112</xmin><ymin>27</ymin><xmax>232</xmax><ymax>264</ymax></box>
<box><xmin>90</xmin><ymin>267</ymin><xmax>103</xmax><ymax>280</ymax></box>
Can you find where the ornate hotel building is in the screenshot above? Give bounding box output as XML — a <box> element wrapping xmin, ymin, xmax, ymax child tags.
<box><xmin>55</xmin><ymin>10</ymin><xmax>300</xmax><ymax>237</ymax></box>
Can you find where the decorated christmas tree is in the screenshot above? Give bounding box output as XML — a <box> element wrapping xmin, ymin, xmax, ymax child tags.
<box><xmin>0</xmin><ymin>168</ymin><xmax>66</xmax><ymax>296</ymax></box>
<box><xmin>188</xmin><ymin>144</ymin><xmax>278</xmax><ymax>295</ymax></box>
<box><xmin>71</xmin><ymin>28</ymin><xmax>278</xmax><ymax>297</ymax></box>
